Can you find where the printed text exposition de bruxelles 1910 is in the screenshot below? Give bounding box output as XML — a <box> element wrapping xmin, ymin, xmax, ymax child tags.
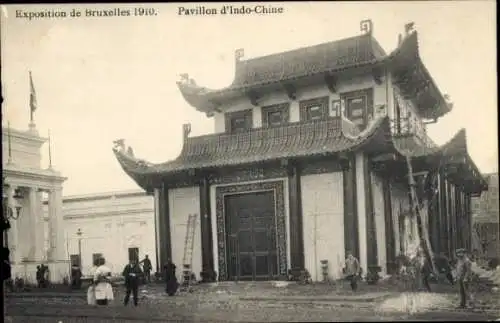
<box><xmin>178</xmin><ymin>5</ymin><xmax>285</xmax><ymax>16</ymax></box>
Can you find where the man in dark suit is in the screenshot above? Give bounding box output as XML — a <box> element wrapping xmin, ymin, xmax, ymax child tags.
<box><xmin>122</xmin><ymin>259</ymin><xmax>143</xmax><ymax>306</ymax></box>
<box><xmin>164</xmin><ymin>258</ymin><xmax>178</xmax><ymax>296</ymax></box>
<box><xmin>139</xmin><ymin>255</ymin><xmax>152</xmax><ymax>284</ymax></box>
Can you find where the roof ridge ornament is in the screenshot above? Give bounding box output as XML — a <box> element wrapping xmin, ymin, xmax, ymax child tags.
<box><xmin>235</xmin><ymin>48</ymin><xmax>245</xmax><ymax>62</ymax></box>
<box><xmin>178</xmin><ymin>73</ymin><xmax>197</xmax><ymax>86</ymax></box>
<box><xmin>404</xmin><ymin>22</ymin><xmax>415</xmax><ymax>37</ymax></box>
<box><xmin>360</xmin><ymin>19</ymin><xmax>373</xmax><ymax>35</ymax></box>
<box><xmin>443</xmin><ymin>94</ymin><xmax>454</xmax><ymax>111</ymax></box>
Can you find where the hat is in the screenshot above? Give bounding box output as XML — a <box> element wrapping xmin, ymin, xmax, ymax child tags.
<box><xmin>456</xmin><ymin>248</ymin><xmax>466</xmax><ymax>255</ymax></box>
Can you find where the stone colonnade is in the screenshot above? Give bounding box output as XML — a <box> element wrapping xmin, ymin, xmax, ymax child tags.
<box><xmin>5</xmin><ymin>180</ymin><xmax>67</xmax><ymax>282</ymax></box>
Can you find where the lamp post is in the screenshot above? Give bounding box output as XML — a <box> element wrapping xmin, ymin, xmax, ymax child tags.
<box><xmin>76</xmin><ymin>228</ymin><xmax>82</xmax><ymax>268</ymax></box>
<box><xmin>2</xmin><ymin>177</ymin><xmax>24</xmax><ymax>247</ymax></box>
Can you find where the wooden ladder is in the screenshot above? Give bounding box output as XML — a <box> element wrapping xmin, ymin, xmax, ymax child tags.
<box><xmin>405</xmin><ymin>156</ymin><xmax>438</xmax><ymax>276</ymax></box>
<box><xmin>180</xmin><ymin>213</ymin><xmax>197</xmax><ymax>292</ymax></box>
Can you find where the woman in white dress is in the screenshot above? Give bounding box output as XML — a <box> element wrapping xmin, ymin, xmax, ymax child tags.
<box><xmin>93</xmin><ymin>257</ymin><xmax>114</xmax><ymax>306</ymax></box>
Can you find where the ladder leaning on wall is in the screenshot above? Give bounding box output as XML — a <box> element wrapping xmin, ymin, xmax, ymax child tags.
<box><xmin>180</xmin><ymin>213</ymin><xmax>198</xmax><ymax>292</ymax></box>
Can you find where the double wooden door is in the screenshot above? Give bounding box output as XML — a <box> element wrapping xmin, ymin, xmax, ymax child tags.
<box><xmin>225</xmin><ymin>191</ymin><xmax>278</xmax><ymax>281</ymax></box>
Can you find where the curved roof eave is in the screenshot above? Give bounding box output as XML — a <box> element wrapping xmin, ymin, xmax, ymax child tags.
<box><xmin>392</xmin><ymin>128</ymin><xmax>488</xmax><ymax>190</ymax></box>
<box><xmin>389</xmin><ymin>32</ymin><xmax>451</xmax><ymax>119</ymax></box>
<box><xmin>113</xmin><ymin>116</ymin><xmax>391</xmax><ymax>183</ymax></box>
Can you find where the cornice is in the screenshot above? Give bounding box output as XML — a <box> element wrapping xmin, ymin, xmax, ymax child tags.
<box><xmin>63</xmin><ymin>207</ymin><xmax>153</xmax><ymax>220</ymax></box>
<box><xmin>2</xmin><ymin>126</ymin><xmax>48</xmax><ymax>145</ymax></box>
<box><xmin>4</xmin><ymin>165</ymin><xmax>67</xmax><ymax>183</ymax></box>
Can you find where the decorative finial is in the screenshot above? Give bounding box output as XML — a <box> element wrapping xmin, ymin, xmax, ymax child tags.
<box><xmin>179</xmin><ymin>73</ymin><xmax>190</xmax><ymax>83</ymax></box>
<box><xmin>404</xmin><ymin>22</ymin><xmax>415</xmax><ymax>36</ymax></box>
<box><xmin>235</xmin><ymin>48</ymin><xmax>244</xmax><ymax>62</ymax></box>
<box><xmin>183</xmin><ymin>123</ymin><xmax>191</xmax><ymax>141</ymax></box>
<box><xmin>360</xmin><ymin>19</ymin><xmax>373</xmax><ymax>35</ymax></box>
<box><xmin>443</xmin><ymin>94</ymin><xmax>453</xmax><ymax>110</ymax></box>
<box><xmin>127</xmin><ymin>146</ymin><xmax>135</xmax><ymax>157</ymax></box>
<box><xmin>113</xmin><ymin>138</ymin><xmax>126</xmax><ymax>152</ymax></box>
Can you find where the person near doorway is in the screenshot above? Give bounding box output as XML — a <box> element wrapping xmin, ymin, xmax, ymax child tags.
<box><xmin>93</xmin><ymin>257</ymin><xmax>114</xmax><ymax>306</ymax></box>
<box><xmin>139</xmin><ymin>255</ymin><xmax>152</xmax><ymax>284</ymax></box>
<box><xmin>164</xmin><ymin>258</ymin><xmax>178</xmax><ymax>296</ymax></box>
<box><xmin>71</xmin><ymin>263</ymin><xmax>82</xmax><ymax>289</ymax></box>
<box><xmin>36</xmin><ymin>265</ymin><xmax>43</xmax><ymax>288</ymax></box>
<box><xmin>455</xmin><ymin>248</ymin><xmax>473</xmax><ymax>309</ymax></box>
<box><xmin>122</xmin><ymin>258</ymin><xmax>143</xmax><ymax>306</ymax></box>
<box><xmin>343</xmin><ymin>252</ymin><xmax>361</xmax><ymax>291</ymax></box>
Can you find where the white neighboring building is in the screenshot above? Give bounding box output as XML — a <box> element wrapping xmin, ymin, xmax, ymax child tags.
<box><xmin>43</xmin><ymin>190</ymin><xmax>156</xmax><ymax>276</ymax></box>
<box><xmin>3</xmin><ymin>122</ymin><xmax>68</xmax><ymax>284</ymax></box>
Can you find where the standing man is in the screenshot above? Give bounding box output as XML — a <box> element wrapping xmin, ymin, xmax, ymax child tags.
<box><xmin>139</xmin><ymin>255</ymin><xmax>152</xmax><ymax>284</ymax></box>
<box><xmin>344</xmin><ymin>251</ymin><xmax>361</xmax><ymax>291</ymax></box>
<box><xmin>122</xmin><ymin>258</ymin><xmax>143</xmax><ymax>307</ymax></box>
<box><xmin>455</xmin><ymin>248</ymin><xmax>473</xmax><ymax>309</ymax></box>
<box><xmin>164</xmin><ymin>258</ymin><xmax>178</xmax><ymax>296</ymax></box>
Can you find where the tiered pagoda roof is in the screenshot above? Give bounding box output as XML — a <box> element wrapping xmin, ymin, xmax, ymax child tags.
<box><xmin>113</xmin><ymin>24</ymin><xmax>487</xmax><ymax>194</ymax></box>
<box><xmin>178</xmin><ymin>30</ymin><xmax>451</xmax><ymax>120</ymax></box>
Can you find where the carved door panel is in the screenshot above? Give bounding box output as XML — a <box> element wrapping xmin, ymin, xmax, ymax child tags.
<box><xmin>225</xmin><ymin>191</ymin><xmax>277</xmax><ymax>281</ymax></box>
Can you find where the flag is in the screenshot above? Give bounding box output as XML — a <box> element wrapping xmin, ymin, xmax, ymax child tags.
<box><xmin>29</xmin><ymin>71</ymin><xmax>37</xmax><ymax>116</ymax></box>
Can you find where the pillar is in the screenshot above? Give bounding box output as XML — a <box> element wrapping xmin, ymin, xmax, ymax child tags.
<box><xmin>153</xmin><ymin>188</ymin><xmax>161</xmax><ymax>272</ymax></box>
<box><xmin>16</xmin><ymin>187</ymin><xmax>33</xmax><ymax>261</ymax></box>
<box><xmin>6</xmin><ymin>185</ymin><xmax>20</xmax><ymax>264</ymax></box>
<box><xmin>157</xmin><ymin>182</ymin><xmax>172</xmax><ymax>269</ymax></box>
<box><xmin>364</xmin><ymin>156</ymin><xmax>378</xmax><ymax>270</ymax></box>
<box><xmin>343</xmin><ymin>154</ymin><xmax>359</xmax><ymax>260</ymax></box>
<box><xmin>288</xmin><ymin>162</ymin><xmax>305</xmax><ymax>270</ymax></box>
<box><xmin>48</xmin><ymin>188</ymin><xmax>65</xmax><ymax>261</ymax></box>
<box><xmin>199</xmin><ymin>176</ymin><xmax>215</xmax><ymax>279</ymax></box>
<box><xmin>438</xmin><ymin>174</ymin><xmax>449</xmax><ymax>257</ymax></box>
<box><xmin>29</xmin><ymin>187</ymin><xmax>45</xmax><ymax>261</ymax></box>
<box><xmin>355</xmin><ymin>152</ymin><xmax>368</xmax><ymax>275</ymax></box>
<box><xmin>382</xmin><ymin>175</ymin><xmax>396</xmax><ymax>273</ymax></box>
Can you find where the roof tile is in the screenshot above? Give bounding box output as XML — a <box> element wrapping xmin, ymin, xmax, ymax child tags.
<box><xmin>114</xmin><ymin>117</ymin><xmax>389</xmax><ymax>177</ymax></box>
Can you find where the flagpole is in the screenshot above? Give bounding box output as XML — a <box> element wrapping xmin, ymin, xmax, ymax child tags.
<box><xmin>29</xmin><ymin>71</ymin><xmax>34</xmax><ymax>124</ymax></box>
<box><xmin>48</xmin><ymin>129</ymin><xmax>52</xmax><ymax>169</ymax></box>
<box><xmin>29</xmin><ymin>71</ymin><xmax>37</xmax><ymax>132</ymax></box>
<box><xmin>7</xmin><ymin>122</ymin><xmax>12</xmax><ymax>164</ymax></box>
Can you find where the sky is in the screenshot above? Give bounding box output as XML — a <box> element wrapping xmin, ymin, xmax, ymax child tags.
<box><xmin>1</xmin><ymin>1</ymin><xmax>497</xmax><ymax>196</ymax></box>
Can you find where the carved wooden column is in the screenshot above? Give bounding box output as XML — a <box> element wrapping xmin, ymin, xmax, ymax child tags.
<box><xmin>364</xmin><ymin>156</ymin><xmax>378</xmax><ymax>269</ymax></box>
<box><xmin>287</xmin><ymin>161</ymin><xmax>304</xmax><ymax>270</ymax></box>
<box><xmin>199</xmin><ymin>175</ymin><xmax>215</xmax><ymax>281</ymax></box>
<box><xmin>382</xmin><ymin>175</ymin><xmax>396</xmax><ymax>274</ymax></box>
<box><xmin>156</xmin><ymin>182</ymin><xmax>172</xmax><ymax>269</ymax></box>
<box><xmin>429</xmin><ymin>181</ymin><xmax>441</xmax><ymax>255</ymax></box>
<box><xmin>464</xmin><ymin>192</ymin><xmax>472</xmax><ymax>251</ymax></box>
<box><xmin>446</xmin><ymin>179</ymin><xmax>454</xmax><ymax>256</ymax></box>
<box><xmin>153</xmin><ymin>188</ymin><xmax>161</xmax><ymax>272</ymax></box>
<box><xmin>342</xmin><ymin>154</ymin><xmax>359</xmax><ymax>259</ymax></box>
<box><xmin>438</xmin><ymin>173</ymin><xmax>449</xmax><ymax>257</ymax></box>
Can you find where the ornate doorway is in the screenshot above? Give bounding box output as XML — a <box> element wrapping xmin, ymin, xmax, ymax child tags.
<box><xmin>225</xmin><ymin>191</ymin><xmax>278</xmax><ymax>280</ymax></box>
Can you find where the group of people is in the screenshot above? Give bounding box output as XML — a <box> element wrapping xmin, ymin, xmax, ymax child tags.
<box><xmin>86</xmin><ymin>254</ymin><xmax>179</xmax><ymax>307</ymax></box>
<box><xmin>342</xmin><ymin>247</ymin><xmax>475</xmax><ymax>309</ymax></box>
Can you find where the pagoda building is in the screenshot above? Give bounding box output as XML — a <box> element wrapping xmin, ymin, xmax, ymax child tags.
<box><xmin>113</xmin><ymin>21</ymin><xmax>487</xmax><ymax>282</ymax></box>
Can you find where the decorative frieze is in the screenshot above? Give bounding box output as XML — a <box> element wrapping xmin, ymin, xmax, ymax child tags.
<box><xmin>208</xmin><ymin>166</ymin><xmax>287</xmax><ymax>185</ymax></box>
